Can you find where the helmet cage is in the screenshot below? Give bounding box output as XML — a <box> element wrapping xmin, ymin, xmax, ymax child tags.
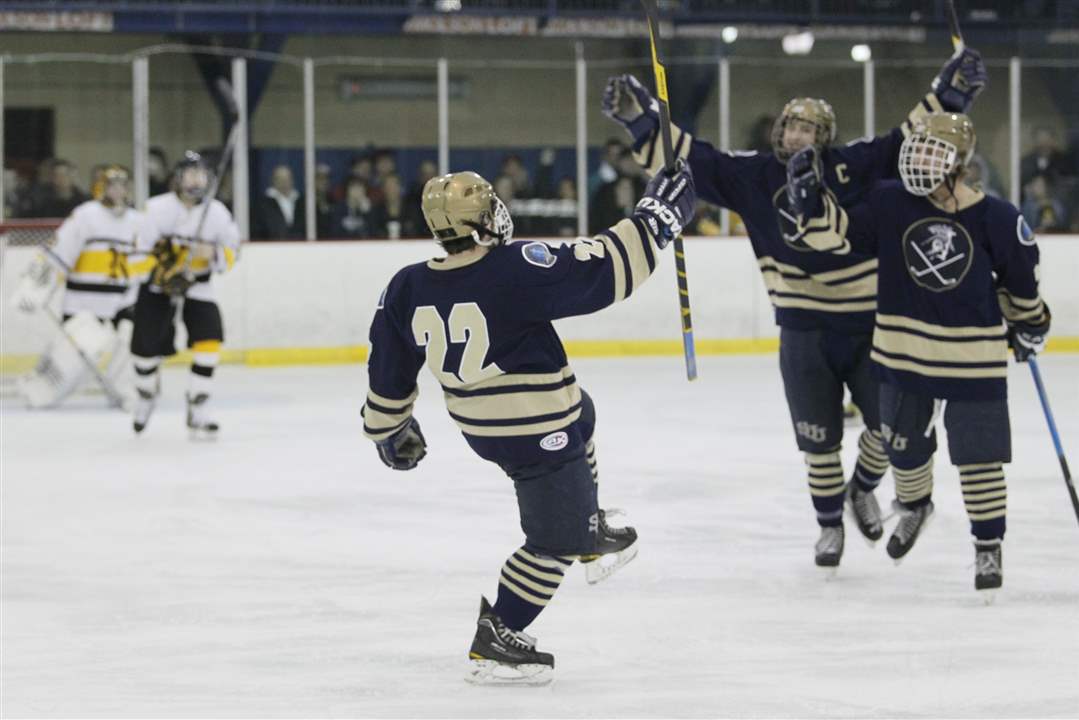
<box><xmin>899</xmin><ymin>132</ymin><xmax>959</xmax><ymax>196</ymax></box>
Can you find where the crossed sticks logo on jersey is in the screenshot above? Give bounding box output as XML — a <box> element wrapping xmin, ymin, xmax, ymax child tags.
<box><xmin>902</xmin><ymin>218</ymin><xmax>973</xmax><ymax>292</ymax></box>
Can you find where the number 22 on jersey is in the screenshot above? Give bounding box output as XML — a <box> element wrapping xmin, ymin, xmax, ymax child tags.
<box><xmin>412</xmin><ymin>302</ymin><xmax>503</xmax><ymax>388</ymax></box>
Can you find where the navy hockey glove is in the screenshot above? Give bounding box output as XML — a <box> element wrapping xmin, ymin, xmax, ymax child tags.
<box><xmin>634</xmin><ymin>159</ymin><xmax>696</xmax><ymax>249</ymax></box>
<box><xmin>931</xmin><ymin>47</ymin><xmax>987</xmax><ymax>113</ymax></box>
<box><xmin>376</xmin><ymin>417</ymin><xmax>428</xmax><ymax>471</ymax></box>
<box><xmin>786</xmin><ymin>145</ymin><xmax>823</xmax><ymax>218</ymax></box>
<box><xmin>602</xmin><ymin>74</ymin><xmax>661</xmax><ymax>148</ymax></box>
<box><xmin>1008</xmin><ymin>306</ymin><xmax>1051</xmax><ymax>363</ymax></box>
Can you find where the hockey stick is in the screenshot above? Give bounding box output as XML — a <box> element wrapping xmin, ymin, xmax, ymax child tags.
<box><xmin>945</xmin><ymin>0</ymin><xmax>965</xmax><ymax>51</ymax></box>
<box><xmin>1027</xmin><ymin>357</ymin><xmax>1079</xmax><ymax>527</ymax></box>
<box><xmin>43</xmin><ymin>307</ymin><xmax>127</xmax><ymax>409</ymax></box>
<box><xmin>640</xmin><ymin>0</ymin><xmax>698</xmax><ymax>381</ymax></box>
<box><xmin>177</xmin><ymin>77</ymin><xmax>241</xmax><ymax>285</ymax></box>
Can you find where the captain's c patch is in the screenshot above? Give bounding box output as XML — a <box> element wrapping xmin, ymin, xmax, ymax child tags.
<box><xmin>521</xmin><ymin>241</ymin><xmax>557</xmax><ymax>268</ymax></box>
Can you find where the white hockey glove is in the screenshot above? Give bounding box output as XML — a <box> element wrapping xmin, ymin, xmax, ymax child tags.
<box><xmin>11</xmin><ymin>252</ymin><xmax>59</xmax><ymax>314</ymax></box>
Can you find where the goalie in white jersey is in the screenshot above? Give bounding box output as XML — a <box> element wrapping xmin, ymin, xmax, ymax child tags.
<box><xmin>9</xmin><ymin>165</ymin><xmax>154</xmax><ymax>408</ymax></box>
<box><xmin>130</xmin><ymin>151</ymin><xmax>240</xmax><ymax>437</ymax></box>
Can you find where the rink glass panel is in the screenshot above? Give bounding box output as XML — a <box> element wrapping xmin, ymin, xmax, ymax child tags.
<box><xmin>311</xmin><ymin>59</ymin><xmax>438</xmax><ymax>241</ymax></box>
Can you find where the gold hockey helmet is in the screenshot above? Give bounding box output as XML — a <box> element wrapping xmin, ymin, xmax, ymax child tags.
<box><xmin>771</xmin><ymin>97</ymin><xmax>837</xmax><ymax>162</ymax></box>
<box><xmin>898</xmin><ymin>112</ymin><xmax>976</xmax><ymax>196</ymax></box>
<box><xmin>100</xmin><ymin>164</ymin><xmax>132</xmax><ymax>209</ymax></box>
<box><xmin>421</xmin><ymin>171</ymin><xmax>513</xmax><ymax>248</ymax></box>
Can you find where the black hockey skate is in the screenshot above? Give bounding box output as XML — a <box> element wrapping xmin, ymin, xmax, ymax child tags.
<box><xmin>466</xmin><ymin>596</ymin><xmax>554</xmax><ymax>686</ymax></box>
<box><xmin>186</xmin><ymin>392</ymin><xmax>219</xmax><ymax>439</ymax></box>
<box><xmin>580</xmin><ymin>509</ymin><xmax>639</xmax><ymax>584</ymax></box>
<box><xmin>815</xmin><ymin>525</ymin><xmax>844</xmax><ymax>572</ymax></box>
<box><xmin>974</xmin><ymin>539</ymin><xmax>1003</xmax><ymax>601</ymax></box>
<box><xmin>886</xmin><ymin>500</ymin><xmax>934</xmax><ymax>562</ymax></box>
<box><xmin>846</xmin><ymin>482</ymin><xmax>884</xmax><ymax>543</ymax></box>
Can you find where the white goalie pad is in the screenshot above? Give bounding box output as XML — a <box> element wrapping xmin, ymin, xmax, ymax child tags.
<box><xmin>9</xmin><ymin>252</ymin><xmax>60</xmax><ymax>314</ymax></box>
<box><xmin>19</xmin><ymin>312</ymin><xmax>120</xmax><ymax>409</ymax></box>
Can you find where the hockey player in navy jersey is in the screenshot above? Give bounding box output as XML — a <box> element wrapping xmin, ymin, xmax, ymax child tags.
<box><xmin>785</xmin><ymin>111</ymin><xmax>1050</xmax><ymax>596</ymax></box>
<box><xmin>361</xmin><ymin>164</ymin><xmax>695</xmax><ymax>684</ymax></box>
<box><xmin>603</xmin><ymin>46</ymin><xmax>987</xmax><ymax>570</ymax></box>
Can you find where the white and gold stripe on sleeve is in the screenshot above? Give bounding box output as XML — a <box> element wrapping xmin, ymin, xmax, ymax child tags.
<box><xmin>631</xmin><ymin>122</ymin><xmax>692</xmax><ymax>178</ymax></box>
<box><xmin>996</xmin><ymin>287</ymin><xmax>1048</xmax><ymax>325</ymax></box>
<box><xmin>362</xmin><ymin>388</ymin><xmax>419</xmax><ymax>441</ymax></box>
<box><xmin>758</xmin><ymin>255</ymin><xmax>878</xmax><ymax>314</ymax></box>
<box><xmin>596</xmin><ymin>217</ymin><xmax>660</xmax><ymax>303</ymax></box>
<box><xmin>902</xmin><ymin>92</ymin><xmax>946</xmax><ymax>138</ymax></box>
<box><xmin>870</xmin><ymin>313</ymin><xmax>1008</xmax><ymax>380</ymax></box>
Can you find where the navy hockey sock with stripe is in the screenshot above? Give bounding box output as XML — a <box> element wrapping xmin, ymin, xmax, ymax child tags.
<box><xmin>492</xmin><ymin>547</ymin><xmax>573</xmax><ymax>632</ymax></box>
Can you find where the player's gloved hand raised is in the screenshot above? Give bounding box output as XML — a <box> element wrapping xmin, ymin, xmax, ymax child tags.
<box><xmin>1008</xmin><ymin>306</ymin><xmax>1051</xmax><ymax>363</ymax></box>
<box><xmin>376</xmin><ymin>417</ymin><xmax>428</xmax><ymax>471</ymax></box>
<box><xmin>932</xmin><ymin>46</ymin><xmax>987</xmax><ymax>113</ymax></box>
<box><xmin>602</xmin><ymin>74</ymin><xmax>660</xmax><ymax>148</ymax></box>
<box><xmin>634</xmin><ymin>159</ymin><xmax>696</xmax><ymax>249</ymax></box>
<box><xmin>11</xmin><ymin>252</ymin><xmax>56</xmax><ymax>314</ymax></box>
<box><xmin>786</xmin><ymin>145</ymin><xmax>823</xmax><ymax>218</ymax></box>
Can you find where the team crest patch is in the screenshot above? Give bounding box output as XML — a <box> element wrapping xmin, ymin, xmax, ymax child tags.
<box><xmin>540</xmin><ymin>431</ymin><xmax>569</xmax><ymax>451</ymax></box>
<box><xmin>521</xmin><ymin>241</ymin><xmax>557</xmax><ymax>268</ymax></box>
<box><xmin>901</xmin><ymin>218</ymin><xmax>973</xmax><ymax>293</ymax></box>
<box><xmin>1017</xmin><ymin>215</ymin><xmax>1037</xmax><ymax>247</ymax></box>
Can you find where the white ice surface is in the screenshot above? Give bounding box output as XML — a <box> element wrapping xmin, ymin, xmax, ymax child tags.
<box><xmin>2</xmin><ymin>355</ymin><xmax>1078</xmax><ymax>718</ymax></box>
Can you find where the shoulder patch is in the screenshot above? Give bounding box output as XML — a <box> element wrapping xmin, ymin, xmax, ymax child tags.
<box><xmin>521</xmin><ymin>241</ymin><xmax>557</xmax><ymax>268</ymax></box>
<box><xmin>1016</xmin><ymin>215</ymin><xmax>1037</xmax><ymax>247</ymax></box>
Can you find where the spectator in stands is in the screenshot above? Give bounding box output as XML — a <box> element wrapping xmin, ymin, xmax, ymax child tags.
<box><xmin>1021</xmin><ymin>127</ymin><xmax>1071</xmax><ymax>189</ymax></box>
<box><xmin>748</xmin><ymin>114</ymin><xmax>776</xmax><ymax>154</ymax></box>
<box><xmin>332</xmin><ymin>177</ymin><xmax>375</xmax><ymax>239</ymax></box>
<box><xmin>500</xmin><ymin>154</ymin><xmax>532</xmax><ymax>198</ymax></box>
<box><xmin>404</xmin><ymin>159</ymin><xmax>438</xmax><ymax>238</ymax></box>
<box><xmin>551</xmin><ymin>176</ymin><xmax>578</xmax><ymax>237</ymax></box>
<box><xmin>1021</xmin><ymin>174</ymin><xmax>1069</xmax><ymax>233</ymax></box>
<box><xmin>335</xmin><ymin>154</ymin><xmax>374</xmax><ymax>203</ymax></box>
<box><xmin>532</xmin><ymin>147</ymin><xmax>558</xmax><ymax>198</ymax></box>
<box><xmin>370</xmin><ymin>173</ymin><xmax>416</xmax><ymax>240</ymax></box>
<box><xmin>589</xmin><ymin>148</ymin><xmax>645</xmax><ymax>235</ymax></box>
<box><xmin>253</xmin><ymin>164</ymin><xmax>305</xmax><ymax>240</ymax></box>
<box><xmin>29</xmin><ymin>159</ymin><xmax>87</xmax><ymax>218</ymax></box>
<box><xmin>3</xmin><ymin>168</ymin><xmax>20</xmax><ymax>219</ymax></box>
<box><xmin>965</xmin><ymin>153</ymin><xmax>1003</xmax><ymax>198</ymax></box>
<box><xmin>314</xmin><ymin>163</ymin><xmax>334</xmax><ymax>239</ymax></box>
<box><xmin>148</xmin><ymin>147</ymin><xmax>170</xmax><ymax>196</ymax></box>
<box><xmin>368</xmin><ymin>150</ymin><xmax>398</xmax><ymax>206</ymax></box>
<box><xmin>589</xmin><ymin>139</ymin><xmax>626</xmax><ymax>199</ymax></box>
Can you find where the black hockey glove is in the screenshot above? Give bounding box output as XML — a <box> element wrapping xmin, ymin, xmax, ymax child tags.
<box><xmin>932</xmin><ymin>46</ymin><xmax>987</xmax><ymax>113</ymax></box>
<box><xmin>786</xmin><ymin>145</ymin><xmax>823</xmax><ymax>219</ymax></box>
<box><xmin>634</xmin><ymin>159</ymin><xmax>696</xmax><ymax>249</ymax></box>
<box><xmin>1008</xmin><ymin>306</ymin><xmax>1051</xmax><ymax>363</ymax></box>
<box><xmin>376</xmin><ymin>417</ymin><xmax>428</xmax><ymax>471</ymax></box>
<box><xmin>602</xmin><ymin>74</ymin><xmax>661</xmax><ymax>148</ymax></box>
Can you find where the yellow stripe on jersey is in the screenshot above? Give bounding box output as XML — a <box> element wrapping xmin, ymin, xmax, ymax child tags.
<box><xmin>598</xmin><ymin>217</ymin><xmax>659</xmax><ymax>300</ymax></box>
<box><xmin>869</xmin><ymin>351</ymin><xmax>1008</xmax><ymax>379</ymax></box>
<box><xmin>441</xmin><ymin>366</ymin><xmax>581</xmax><ymax>438</ymax></box>
<box><xmin>191</xmin><ymin>340</ymin><xmax>222</xmax><ymax>354</ymax></box>
<box><xmin>875</xmin><ymin>313</ymin><xmax>1006</xmax><ymax>338</ymax></box>
<box><xmin>71</xmin><ymin>249</ymin><xmax>156</xmax><ymax>281</ymax></box>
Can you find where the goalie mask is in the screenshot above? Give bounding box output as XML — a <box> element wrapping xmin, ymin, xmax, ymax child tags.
<box><xmin>421</xmin><ymin>171</ymin><xmax>513</xmax><ymax>250</ymax></box>
<box><xmin>101</xmin><ymin>164</ymin><xmax>132</xmax><ymax>213</ymax></box>
<box><xmin>772</xmin><ymin>97</ymin><xmax>837</xmax><ymax>163</ymax></box>
<box><xmin>898</xmin><ymin>112</ymin><xmax>976</xmax><ymax>197</ymax></box>
<box><xmin>174</xmin><ymin>150</ymin><xmax>213</xmax><ymax>204</ymax></box>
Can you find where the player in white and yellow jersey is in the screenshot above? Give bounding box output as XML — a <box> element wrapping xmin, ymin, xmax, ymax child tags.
<box><xmin>130</xmin><ymin>151</ymin><xmax>240</xmax><ymax>437</ymax></box>
<box><xmin>10</xmin><ymin>165</ymin><xmax>154</xmax><ymax>408</ymax></box>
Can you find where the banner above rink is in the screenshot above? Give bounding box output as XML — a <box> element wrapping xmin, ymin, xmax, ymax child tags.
<box><xmin>0</xmin><ymin>11</ymin><xmax>113</xmax><ymax>32</ymax></box>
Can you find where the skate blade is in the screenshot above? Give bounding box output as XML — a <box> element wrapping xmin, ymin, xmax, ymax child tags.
<box><xmin>584</xmin><ymin>543</ymin><xmax>639</xmax><ymax>585</ymax></box>
<box><xmin>465</xmin><ymin>659</ymin><xmax>553</xmax><ymax>687</ymax></box>
<box><xmin>188</xmin><ymin>427</ymin><xmax>219</xmax><ymax>442</ymax></box>
<box><xmin>817</xmin><ymin>565</ymin><xmax>839</xmax><ymax>580</ymax></box>
<box><xmin>978</xmin><ymin>589</ymin><xmax>998</xmax><ymax>606</ymax></box>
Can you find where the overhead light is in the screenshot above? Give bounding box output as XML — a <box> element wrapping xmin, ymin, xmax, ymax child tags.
<box><xmin>721</xmin><ymin>26</ymin><xmax>738</xmax><ymax>44</ymax></box>
<box><xmin>781</xmin><ymin>30</ymin><xmax>815</xmax><ymax>56</ymax></box>
<box><xmin>434</xmin><ymin>0</ymin><xmax>461</xmax><ymax>11</ymax></box>
<box><xmin>851</xmin><ymin>44</ymin><xmax>872</xmax><ymax>62</ymax></box>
